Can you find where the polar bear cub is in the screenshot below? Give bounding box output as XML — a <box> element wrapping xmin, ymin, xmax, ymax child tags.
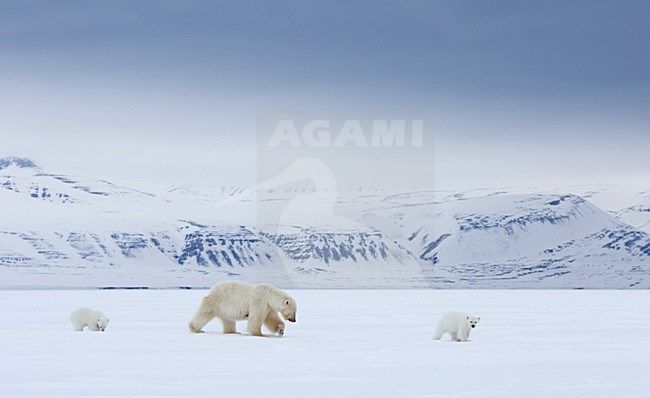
<box><xmin>70</xmin><ymin>307</ymin><xmax>109</xmax><ymax>332</ymax></box>
<box><xmin>433</xmin><ymin>311</ymin><xmax>479</xmax><ymax>342</ymax></box>
<box><xmin>189</xmin><ymin>280</ymin><xmax>297</xmax><ymax>337</ymax></box>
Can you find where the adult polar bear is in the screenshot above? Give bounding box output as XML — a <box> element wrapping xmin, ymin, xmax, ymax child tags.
<box><xmin>189</xmin><ymin>281</ymin><xmax>297</xmax><ymax>337</ymax></box>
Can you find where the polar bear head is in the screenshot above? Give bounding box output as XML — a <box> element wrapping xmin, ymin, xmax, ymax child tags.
<box><xmin>96</xmin><ymin>313</ymin><xmax>110</xmax><ymax>332</ymax></box>
<box><xmin>259</xmin><ymin>283</ymin><xmax>297</xmax><ymax>322</ymax></box>
<box><xmin>466</xmin><ymin>316</ymin><xmax>480</xmax><ymax>329</ymax></box>
<box><xmin>279</xmin><ymin>296</ymin><xmax>297</xmax><ymax>323</ymax></box>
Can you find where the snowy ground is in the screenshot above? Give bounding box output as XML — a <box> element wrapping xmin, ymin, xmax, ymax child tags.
<box><xmin>1</xmin><ymin>289</ymin><xmax>649</xmax><ymax>397</ymax></box>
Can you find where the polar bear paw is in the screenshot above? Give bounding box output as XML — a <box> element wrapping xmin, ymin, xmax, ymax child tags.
<box><xmin>276</xmin><ymin>325</ymin><xmax>285</xmax><ymax>336</ymax></box>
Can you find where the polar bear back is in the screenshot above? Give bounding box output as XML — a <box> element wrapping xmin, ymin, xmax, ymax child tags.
<box><xmin>439</xmin><ymin>311</ymin><xmax>470</xmax><ymax>331</ymax></box>
<box><xmin>205</xmin><ymin>281</ymin><xmax>257</xmax><ymax>320</ymax></box>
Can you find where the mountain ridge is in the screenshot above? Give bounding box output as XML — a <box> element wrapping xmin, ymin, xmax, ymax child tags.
<box><xmin>1</xmin><ymin>157</ymin><xmax>648</xmax><ymax>288</ymax></box>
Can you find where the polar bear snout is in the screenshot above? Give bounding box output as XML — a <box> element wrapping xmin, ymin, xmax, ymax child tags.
<box><xmin>286</xmin><ymin>314</ymin><xmax>296</xmax><ymax>322</ymax></box>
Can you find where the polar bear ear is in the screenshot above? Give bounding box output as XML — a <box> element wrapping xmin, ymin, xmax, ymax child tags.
<box><xmin>466</xmin><ymin>316</ymin><xmax>469</xmax><ymax>320</ymax></box>
<box><xmin>284</xmin><ymin>300</ymin><xmax>290</xmax><ymax>306</ymax></box>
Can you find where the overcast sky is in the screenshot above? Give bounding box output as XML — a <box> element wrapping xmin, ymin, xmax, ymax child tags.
<box><xmin>1</xmin><ymin>0</ymin><xmax>648</xmax><ymax>190</ymax></box>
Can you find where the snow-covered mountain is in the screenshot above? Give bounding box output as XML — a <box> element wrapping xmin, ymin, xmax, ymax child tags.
<box><xmin>374</xmin><ymin>193</ymin><xmax>649</xmax><ymax>288</ymax></box>
<box><xmin>615</xmin><ymin>191</ymin><xmax>650</xmax><ymax>234</ymax></box>
<box><xmin>0</xmin><ymin>157</ymin><xmax>648</xmax><ymax>288</ymax></box>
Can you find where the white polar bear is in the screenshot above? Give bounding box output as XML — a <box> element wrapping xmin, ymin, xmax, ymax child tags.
<box><xmin>433</xmin><ymin>311</ymin><xmax>479</xmax><ymax>342</ymax></box>
<box><xmin>70</xmin><ymin>307</ymin><xmax>109</xmax><ymax>332</ymax></box>
<box><xmin>188</xmin><ymin>280</ymin><xmax>297</xmax><ymax>337</ymax></box>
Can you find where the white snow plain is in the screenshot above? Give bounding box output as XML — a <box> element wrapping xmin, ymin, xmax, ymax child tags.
<box><xmin>1</xmin><ymin>289</ymin><xmax>649</xmax><ymax>397</ymax></box>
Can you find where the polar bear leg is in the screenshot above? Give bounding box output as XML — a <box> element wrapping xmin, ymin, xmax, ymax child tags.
<box><xmin>450</xmin><ymin>332</ymin><xmax>459</xmax><ymax>342</ymax></box>
<box><xmin>246</xmin><ymin>308</ymin><xmax>265</xmax><ymax>337</ymax></box>
<box><xmin>221</xmin><ymin>319</ymin><xmax>239</xmax><ymax>334</ymax></box>
<box><xmin>72</xmin><ymin>322</ymin><xmax>85</xmax><ymax>332</ymax></box>
<box><xmin>189</xmin><ymin>312</ymin><xmax>215</xmax><ymax>333</ymax></box>
<box><xmin>188</xmin><ymin>299</ymin><xmax>217</xmax><ymax>333</ymax></box>
<box><xmin>264</xmin><ymin>311</ymin><xmax>285</xmax><ymax>336</ymax></box>
<box><xmin>433</xmin><ymin>324</ymin><xmax>444</xmax><ymax>340</ymax></box>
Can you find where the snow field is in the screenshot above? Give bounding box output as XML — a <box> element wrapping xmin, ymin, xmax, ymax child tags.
<box><xmin>0</xmin><ymin>289</ymin><xmax>649</xmax><ymax>397</ymax></box>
